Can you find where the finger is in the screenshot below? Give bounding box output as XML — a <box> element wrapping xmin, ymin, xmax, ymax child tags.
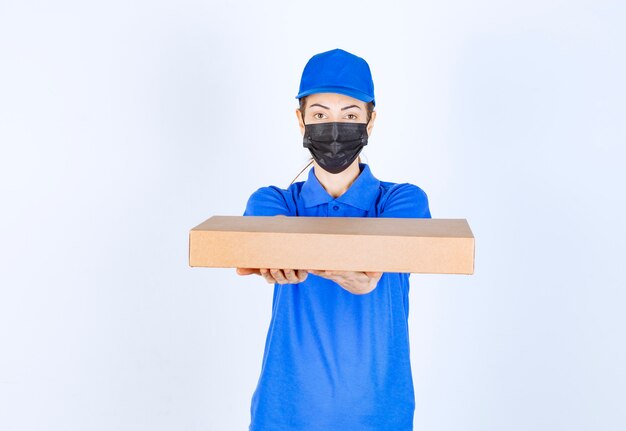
<box><xmin>324</xmin><ymin>270</ymin><xmax>352</xmax><ymax>280</ymax></box>
<box><xmin>327</xmin><ymin>271</ymin><xmax>372</xmax><ymax>288</ymax></box>
<box><xmin>296</xmin><ymin>269</ymin><xmax>308</xmax><ymax>282</ymax></box>
<box><xmin>270</xmin><ymin>268</ymin><xmax>289</xmax><ymax>284</ymax></box>
<box><xmin>236</xmin><ymin>268</ymin><xmax>260</xmax><ymax>276</ymax></box>
<box><xmin>336</xmin><ymin>271</ymin><xmax>374</xmax><ymax>281</ymax></box>
<box><xmin>283</xmin><ymin>269</ymin><xmax>301</xmax><ymax>284</ymax></box>
<box><xmin>364</xmin><ymin>271</ymin><xmax>382</xmax><ymax>279</ymax></box>
<box><xmin>317</xmin><ymin>270</ymin><xmax>344</xmax><ymax>283</ymax></box>
<box><xmin>260</xmin><ymin>268</ymin><xmax>275</xmax><ymax>284</ymax></box>
<box><xmin>312</xmin><ymin>270</ymin><xmax>348</xmax><ymax>283</ymax></box>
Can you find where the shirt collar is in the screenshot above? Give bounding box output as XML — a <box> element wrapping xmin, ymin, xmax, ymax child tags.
<box><xmin>300</xmin><ymin>163</ymin><xmax>380</xmax><ymax>211</ymax></box>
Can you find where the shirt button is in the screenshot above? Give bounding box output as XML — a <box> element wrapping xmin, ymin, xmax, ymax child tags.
<box><xmin>333</xmin><ymin>205</ymin><xmax>340</xmax><ymax>211</ymax></box>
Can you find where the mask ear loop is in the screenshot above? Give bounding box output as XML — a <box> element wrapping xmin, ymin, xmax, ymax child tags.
<box><xmin>302</xmin><ymin>118</ymin><xmax>312</xmax><ymax>146</ymax></box>
<box><xmin>292</xmin><ymin>113</ymin><xmax>314</xmax><ymax>185</ymax></box>
<box><xmin>289</xmin><ymin>158</ymin><xmax>314</xmax><ymax>186</ymax></box>
<box><xmin>359</xmin><ymin>119</ymin><xmax>370</xmax><ymax>165</ymax></box>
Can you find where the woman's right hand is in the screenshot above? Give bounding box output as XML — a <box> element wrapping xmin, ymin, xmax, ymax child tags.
<box><xmin>236</xmin><ymin>268</ymin><xmax>309</xmax><ymax>284</ymax></box>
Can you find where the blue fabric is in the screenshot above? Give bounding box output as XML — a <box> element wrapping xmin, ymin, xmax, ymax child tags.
<box><xmin>243</xmin><ymin>163</ymin><xmax>431</xmax><ymax>431</ymax></box>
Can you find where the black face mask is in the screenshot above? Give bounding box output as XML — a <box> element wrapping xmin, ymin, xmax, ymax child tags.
<box><xmin>303</xmin><ymin>121</ymin><xmax>369</xmax><ymax>174</ymax></box>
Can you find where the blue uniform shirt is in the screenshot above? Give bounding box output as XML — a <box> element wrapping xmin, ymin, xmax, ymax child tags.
<box><xmin>243</xmin><ymin>163</ymin><xmax>431</xmax><ymax>431</ymax></box>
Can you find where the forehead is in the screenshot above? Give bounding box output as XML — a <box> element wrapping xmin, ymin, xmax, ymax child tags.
<box><xmin>304</xmin><ymin>92</ymin><xmax>367</xmax><ymax>108</ymax></box>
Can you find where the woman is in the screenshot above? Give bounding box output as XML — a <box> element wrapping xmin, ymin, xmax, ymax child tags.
<box><xmin>237</xmin><ymin>48</ymin><xmax>431</xmax><ymax>431</ymax></box>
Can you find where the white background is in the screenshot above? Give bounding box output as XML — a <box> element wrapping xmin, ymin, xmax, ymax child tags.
<box><xmin>1</xmin><ymin>1</ymin><xmax>625</xmax><ymax>430</ymax></box>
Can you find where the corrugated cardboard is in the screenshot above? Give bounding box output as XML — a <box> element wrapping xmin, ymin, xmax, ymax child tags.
<box><xmin>189</xmin><ymin>215</ymin><xmax>475</xmax><ymax>274</ymax></box>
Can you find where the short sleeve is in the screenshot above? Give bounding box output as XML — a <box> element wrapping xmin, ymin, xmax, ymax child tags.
<box><xmin>379</xmin><ymin>183</ymin><xmax>431</xmax><ymax>219</ymax></box>
<box><xmin>243</xmin><ymin>186</ymin><xmax>292</xmax><ymax>216</ymax></box>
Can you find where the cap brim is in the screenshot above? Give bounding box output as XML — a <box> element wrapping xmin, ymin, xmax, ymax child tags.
<box><xmin>296</xmin><ymin>86</ymin><xmax>375</xmax><ymax>106</ymax></box>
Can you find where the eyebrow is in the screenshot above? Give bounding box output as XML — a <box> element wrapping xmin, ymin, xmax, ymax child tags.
<box><xmin>308</xmin><ymin>103</ymin><xmax>362</xmax><ymax>111</ymax></box>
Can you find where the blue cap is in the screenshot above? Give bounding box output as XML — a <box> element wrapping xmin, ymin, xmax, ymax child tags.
<box><xmin>296</xmin><ymin>48</ymin><xmax>376</xmax><ymax>106</ymax></box>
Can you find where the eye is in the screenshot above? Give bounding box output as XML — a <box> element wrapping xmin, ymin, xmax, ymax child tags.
<box><xmin>346</xmin><ymin>113</ymin><xmax>358</xmax><ymax>120</ymax></box>
<box><xmin>313</xmin><ymin>112</ymin><xmax>326</xmax><ymax>120</ymax></box>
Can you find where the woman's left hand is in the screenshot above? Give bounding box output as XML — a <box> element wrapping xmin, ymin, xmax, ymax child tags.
<box><xmin>308</xmin><ymin>269</ymin><xmax>383</xmax><ymax>295</ymax></box>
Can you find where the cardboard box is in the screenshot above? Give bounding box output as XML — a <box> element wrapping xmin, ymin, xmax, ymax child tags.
<box><xmin>189</xmin><ymin>215</ymin><xmax>475</xmax><ymax>275</ymax></box>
